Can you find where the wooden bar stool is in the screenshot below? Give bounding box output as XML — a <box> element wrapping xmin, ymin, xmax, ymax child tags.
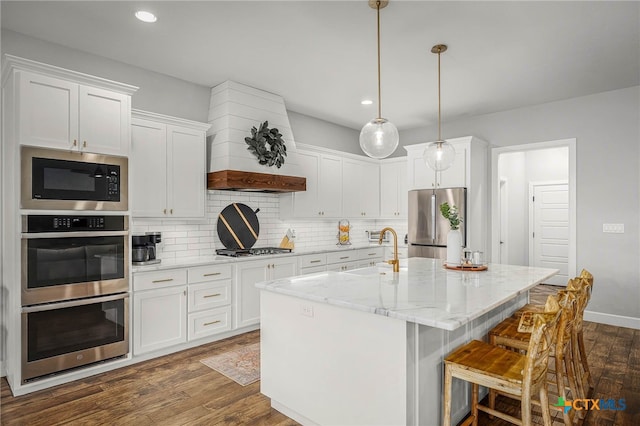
<box><xmin>566</xmin><ymin>275</ymin><xmax>594</xmax><ymax>399</ymax></box>
<box><xmin>488</xmin><ymin>291</ymin><xmax>580</xmax><ymax>426</ymax></box>
<box><xmin>443</xmin><ymin>309</ymin><xmax>562</xmax><ymax>426</ymax></box>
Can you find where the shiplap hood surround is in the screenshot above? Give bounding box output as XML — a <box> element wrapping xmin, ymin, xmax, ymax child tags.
<box><xmin>206</xmin><ymin>81</ymin><xmax>306</xmax><ymax>192</ymax></box>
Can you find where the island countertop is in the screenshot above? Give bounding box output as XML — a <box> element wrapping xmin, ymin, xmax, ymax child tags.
<box><xmin>256</xmin><ymin>257</ymin><xmax>558</xmax><ymax>331</ymax></box>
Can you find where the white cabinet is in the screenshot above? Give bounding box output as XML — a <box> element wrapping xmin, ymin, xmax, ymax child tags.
<box><xmin>15</xmin><ymin>70</ymin><xmax>132</xmax><ymax>156</ymax></box>
<box><xmin>131</xmin><ymin>110</ymin><xmax>210</xmax><ymax>218</ymax></box>
<box><xmin>357</xmin><ymin>247</ymin><xmax>385</xmax><ymax>268</ymax></box>
<box><xmin>133</xmin><ymin>269</ymin><xmax>188</xmax><ymax>355</ymax></box>
<box><xmin>342</xmin><ymin>158</ymin><xmax>380</xmax><ymax>218</ymax></box>
<box><xmin>235</xmin><ymin>257</ymin><xmax>298</xmax><ymax>328</ymax></box>
<box><xmin>298</xmin><ymin>253</ymin><xmax>327</xmax><ymax>275</ymax></box>
<box><xmin>281</xmin><ymin>149</ymin><xmax>342</xmax><ymax>218</ymax></box>
<box><xmin>405</xmin><ymin>139</ymin><xmax>469</xmax><ymax>190</ymax></box>
<box><xmin>380</xmin><ymin>158</ymin><xmax>408</xmax><ymax>218</ymax></box>
<box><xmin>385</xmin><ymin>245</ymin><xmax>408</xmax><ymax>260</ymax></box>
<box><xmin>326</xmin><ymin>250</ymin><xmax>361</xmax><ymax>272</ymax></box>
<box><xmin>405</xmin><ymin>136</ymin><xmax>490</xmax><ymax>255</ymax></box>
<box><xmin>187</xmin><ymin>264</ymin><xmax>233</xmax><ymax>341</ymax></box>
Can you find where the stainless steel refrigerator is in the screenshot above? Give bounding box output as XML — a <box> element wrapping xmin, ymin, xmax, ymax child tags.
<box><xmin>408</xmin><ymin>187</ymin><xmax>467</xmax><ymax>259</ymax></box>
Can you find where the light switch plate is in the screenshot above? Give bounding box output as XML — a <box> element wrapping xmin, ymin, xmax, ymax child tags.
<box><xmin>603</xmin><ymin>223</ymin><xmax>624</xmax><ymax>233</ymax></box>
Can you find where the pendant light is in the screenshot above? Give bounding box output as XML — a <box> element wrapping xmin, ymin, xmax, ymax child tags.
<box><xmin>423</xmin><ymin>44</ymin><xmax>455</xmax><ymax>171</ymax></box>
<box><xmin>359</xmin><ymin>0</ymin><xmax>399</xmax><ymax>159</ymax></box>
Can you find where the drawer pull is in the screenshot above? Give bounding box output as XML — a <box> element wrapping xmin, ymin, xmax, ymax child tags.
<box><xmin>339</xmin><ymin>256</ymin><xmax>349</xmax><ymax>260</ymax></box>
<box><xmin>367</xmin><ymin>253</ymin><xmax>376</xmax><ymax>256</ymax></box>
<box><xmin>204</xmin><ymin>320</ymin><xmax>222</xmax><ymax>326</ymax></box>
<box><xmin>203</xmin><ymin>272</ymin><xmax>222</xmax><ymax>277</ymax></box>
<box><xmin>152</xmin><ymin>278</ymin><xmax>174</xmax><ymax>283</ymax></box>
<box><xmin>203</xmin><ymin>293</ymin><xmax>222</xmax><ymax>298</ymax></box>
<box><xmin>310</xmin><ymin>260</ymin><xmax>322</xmax><ymax>264</ymax></box>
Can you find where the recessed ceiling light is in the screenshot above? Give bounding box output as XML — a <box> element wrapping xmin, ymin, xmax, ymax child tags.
<box><xmin>135</xmin><ymin>10</ymin><xmax>157</xmax><ymax>23</ymax></box>
<box><xmin>361</xmin><ymin>99</ymin><xmax>373</xmax><ymax>105</ymax></box>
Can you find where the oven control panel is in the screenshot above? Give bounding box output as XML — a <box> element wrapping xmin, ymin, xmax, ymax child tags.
<box><xmin>23</xmin><ymin>215</ymin><xmax>128</xmax><ymax>232</ymax></box>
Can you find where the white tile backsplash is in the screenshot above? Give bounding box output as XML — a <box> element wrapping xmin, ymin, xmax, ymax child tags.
<box><xmin>131</xmin><ymin>190</ymin><xmax>408</xmax><ymax>259</ymax></box>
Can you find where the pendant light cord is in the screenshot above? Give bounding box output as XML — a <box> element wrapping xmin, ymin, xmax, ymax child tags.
<box><xmin>376</xmin><ymin>1</ymin><xmax>382</xmax><ymax>120</ymax></box>
<box><xmin>437</xmin><ymin>48</ymin><xmax>441</xmax><ymax>142</ymax></box>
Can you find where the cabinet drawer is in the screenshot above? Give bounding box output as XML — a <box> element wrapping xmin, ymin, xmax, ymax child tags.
<box><xmin>188</xmin><ymin>306</ymin><xmax>232</xmax><ymax>341</ymax></box>
<box><xmin>358</xmin><ymin>247</ymin><xmax>384</xmax><ymax>261</ymax></box>
<box><xmin>134</xmin><ymin>269</ymin><xmax>187</xmax><ymax>291</ymax></box>
<box><xmin>188</xmin><ymin>264</ymin><xmax>232</xmax><ymax>284</ymax></box>
<box><xmin>326</xmin><ymin>251</ymin><xmax>357</xmax><ymax>265</ymax></box>
<box><xmin>188</xmin><ymin>281</ymin><xmax>231</xmax><ymax>312</ymax></box>
<box><xmin>300</xmin><ymin>265</ymin><xmax>327</xmax><ymax>275</ymax></box>
<box><xmin>298</xmin><ymin>253</ymin><xmax>327</xmax><ymax>268</ymax></box>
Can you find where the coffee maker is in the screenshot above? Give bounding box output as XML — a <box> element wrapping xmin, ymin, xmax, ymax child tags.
<box><xmin>132</xmin><ymin>232</ymin><xmax>162</xmax><ymax>265</ymax></box>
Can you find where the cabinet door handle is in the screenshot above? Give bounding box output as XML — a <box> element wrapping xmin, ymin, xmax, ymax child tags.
<box><xmin>204</xmin><ymin>320</ymin><xmax>221</xmax><ymax>326</ymax></box>
<box><xmin>203</xmin><ymin>272</ymin><xmax>221</xmax><ymax>277</ymax></box>
<box><xmin>152</xmin><ymin>278</ymin><xmax>173</xmax><ymax>283</ymax></box>
<box><xmin>170</xmin><ymin>209</ymin><xmax>173</xmax><ymax>214</ymax></box>
<box><xmin>83</xmin><ymin>141</ymin><xmax>87</xmax><ymax>148</ymax></box>
<box><xmin>163</xmin><ymin>209</ymin><xmax>167</xmax><ymax>215</ymax></box>
<box><xmin>310</xmin><ymin>260</ymin><xmax>322</xmax><ymax>264</ymax></box>
<box><xmin>72</xmin><ymin>139</ymin><xmax>77</xmax><ymax>147</ymax></box>
<box><xmin>203</xmin><ymin>293</ymin><xmax>221</xmax><ymax>298</ymax></box>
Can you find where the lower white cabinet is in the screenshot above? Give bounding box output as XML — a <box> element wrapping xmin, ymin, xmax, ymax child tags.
<box><xmin>133</xmin><ymin>285</ymin><xmax>187</xmax><ymax>355</ymax></box>
<box><xmin>235</xmin><ymin>258</ymin><xmax>298</xmax><ymax>328</ymax></box>
<box><xmin>133</xmin><ymin>264</ymin><xmax>233</xmax><ymax>356</ymax></box>
<box><xmin>385</xmin><ymin>246</ymin><xmax>408</xmax><ymax>260</ymax></box>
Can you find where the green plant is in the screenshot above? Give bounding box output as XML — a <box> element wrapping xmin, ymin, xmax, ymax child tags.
<box><xmin>440</xmin><ymin>202</ymin><xmax>462</xmax><ymax>230</ymax></box>
<box><xmin>244</xmin><ymin>121</ymin><xmax>287</xmax><ymax>168</ymax></box>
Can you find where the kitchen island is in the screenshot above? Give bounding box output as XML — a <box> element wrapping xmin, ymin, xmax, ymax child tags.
<box><xmin>257</xmin><ymin>257</ymin><xmax>557</xmax><ymax>426</ymax></box>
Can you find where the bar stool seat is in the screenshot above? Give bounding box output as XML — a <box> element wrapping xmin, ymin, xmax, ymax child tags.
<box><xmin>443</xmin><ymin>310</ymin><xmax>561</xmax><ymax>426</ymax></box>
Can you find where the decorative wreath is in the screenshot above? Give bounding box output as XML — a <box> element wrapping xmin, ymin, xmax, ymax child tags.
<box><xmin>244</xmin><ymin>121</ymin><xmax>287</xmax><ymax>168</ymax></box>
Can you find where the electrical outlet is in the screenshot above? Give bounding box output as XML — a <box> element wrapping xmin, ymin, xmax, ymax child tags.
<box><xmin>603</xmin><ymin>223</ymin><xmax>625</xmax><ymax>233</ymax></box>
<box><xmin>301</xmin><ymin>304</ymin><xmax>314</xmax><ymax>317</ymax></box>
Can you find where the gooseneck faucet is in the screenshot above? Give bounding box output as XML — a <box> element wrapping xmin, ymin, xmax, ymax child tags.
<box><xmin>378</xmin><ymin>227</ymin><xmax>400</xmax><ymax>272</ymax></box>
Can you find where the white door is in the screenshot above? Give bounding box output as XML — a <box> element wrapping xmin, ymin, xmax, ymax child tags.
<box><xmin>529</xmin><ymin>183</ymin><xmax>569</xmax><ymax>285</ymax></box>
<box><xmin>167</xmin><ymin>125</ymin><xmax>206</xmax><ymax>218</ymax></box>
<box><xmin>78</xmin><ymin>86</ymin><xmax>129</xmax><ymax>155</ymax></box>
<box><xmin>131</xmin><ymin>118</ymin><xmax>167</xmax><ymax>217</ymax></box>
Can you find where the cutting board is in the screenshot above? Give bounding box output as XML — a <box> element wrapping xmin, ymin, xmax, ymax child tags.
<box><xmin>217</xmin><ymin>203</ymin><xmax>260</xmax><ymax>249</ymax></box>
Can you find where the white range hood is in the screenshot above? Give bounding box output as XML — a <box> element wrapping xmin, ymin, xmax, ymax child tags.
<box><xmin>206</xmin><ymin>81</ymin><xmax>306</xmax><ymax>192</ymax></box>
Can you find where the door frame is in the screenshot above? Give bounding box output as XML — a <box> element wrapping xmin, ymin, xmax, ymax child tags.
<box><xmin>499</xmin><ymin>177</ymin><xmax>508</xmax><ymax>264</ymax></box>
<box><xmin>491</xmin><ymin>138</ymin><xmax>576</xmax><ymax>281</ymax></box>
<box><xmin>528</xmin><ymin>180</ymin><xmax>569</xmax><ymax>268</ymax></box>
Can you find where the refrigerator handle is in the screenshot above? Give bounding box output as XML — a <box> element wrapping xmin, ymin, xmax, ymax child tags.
<box><xmin>431</xmin><ymin>193</ymin><xmax>436</xmax><ymax>244</ymax></box>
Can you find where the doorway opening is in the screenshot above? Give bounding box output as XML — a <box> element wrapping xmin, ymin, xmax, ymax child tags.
<box><xmin>491</xmin><ymin>139</ymin><xmax>576</xmax><ymax>285</ymax></box>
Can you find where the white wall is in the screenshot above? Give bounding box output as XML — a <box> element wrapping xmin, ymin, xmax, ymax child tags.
<box><xmin>498</xmin><ymin>152</ymin><xmax>527</xmax><ymax>265</ymax></box>
<box><xmin>401</xmin><ymin>86</ymin><xmax>640</xmax><ymax>322</ymax></box>
<box><xmin>288</xmin><ymin>110</ymin><xmax>361</xmax><ymax>155</ymax></box>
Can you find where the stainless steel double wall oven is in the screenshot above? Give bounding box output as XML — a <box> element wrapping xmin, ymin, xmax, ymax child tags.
<box><xmin>20</xmin><ymin>147</ymin><xmax>130</xmax><ymax>382</ymax></box>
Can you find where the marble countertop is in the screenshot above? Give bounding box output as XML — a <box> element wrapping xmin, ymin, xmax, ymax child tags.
<box><xmin>255</xmin><ymin>257</ymin><xmax>558</xmax><ymax>331</ymax></box>
<box><xmin>131</xmin><ymin>243</ymin><xmax>406</xmax><ymax>273</ymax></box>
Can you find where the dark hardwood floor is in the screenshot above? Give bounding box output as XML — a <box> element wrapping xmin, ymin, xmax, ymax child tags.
<box><xmin>1</xmin><ymin>286</ymin><xmax>638</xmax><ymax>426</ymax></box>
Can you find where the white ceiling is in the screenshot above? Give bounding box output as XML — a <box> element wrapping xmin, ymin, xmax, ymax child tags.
<box><xmin>2</xmin><ymin>1</ymin><xmax>639</xmax><ymax>130</ymax></box>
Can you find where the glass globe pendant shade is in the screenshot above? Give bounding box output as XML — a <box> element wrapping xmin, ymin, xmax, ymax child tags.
<box><xmin>423</xmin><ymin>140</ymin><xmax>456</xmax><ymax>171</ymax></box>
<box><xmin>359</xmin><ymin>118</ymin><xmax>399</xmax><ymax>159</ymax></box>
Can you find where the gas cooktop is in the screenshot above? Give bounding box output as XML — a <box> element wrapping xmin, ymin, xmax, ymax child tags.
<box><xmin>216</xmin><ymin>247</ymin><xmax>293</xmax><ymax>257</ymax></box>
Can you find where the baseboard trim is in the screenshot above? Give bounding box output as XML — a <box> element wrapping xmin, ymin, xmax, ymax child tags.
<box><xmin>584</xmin><ymin>310</ymin><xmax>640</xmax><ymax>330</ymax></box>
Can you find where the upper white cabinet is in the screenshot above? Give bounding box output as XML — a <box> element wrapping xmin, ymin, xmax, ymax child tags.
<box><xmin>6</xmin><ymin>59</ymin><xmax>137</xmax><ymax>156</ymax></box>
<box><xmin>405</xmin><ymin>136</ymin><xmax>490</xmax><ymax>255</ymax></box>
<box><xmin>342</xmin><ymin>158</ymin><xmax>379</xmax><ymax>218</ymax></box>
<box><xmin>281</xmin><ymin>148</ymin><xmax>342</xmax><ymax>219</ymax></box>
<box><xmin>131</xmin><ymin>110</ymin><xmax>210</xmax><ymax>218</ymax></box>
<box><xmin>379</xmin><ymin>158</ymin><xmax>408</xmax><ymax>218</ymax></box>
<box><xmin>405</xmin><ymin>138</ymin><xmax>471</xmax><ymax>190</ymax></box>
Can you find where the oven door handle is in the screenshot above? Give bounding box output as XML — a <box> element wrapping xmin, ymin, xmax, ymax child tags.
<box><xmin>22</xmin><ymin>293</ymin><xmax>129</xmax><ymax>313</ymax></box>
<box><xmin>21</xmin><ymin>230</ymin><xmax>129</xmax><ymax>239</ymax></box>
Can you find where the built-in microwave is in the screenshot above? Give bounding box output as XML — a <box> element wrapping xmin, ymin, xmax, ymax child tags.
<box><xmin>21</xmin><ymin>146</ymin><xmax>128</xmax><ymax>211</ymax></box>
